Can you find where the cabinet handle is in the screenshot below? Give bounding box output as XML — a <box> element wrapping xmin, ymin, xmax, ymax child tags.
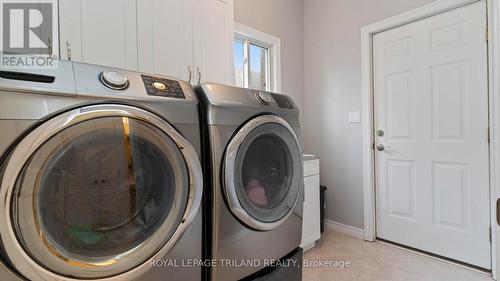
<box><xmin>188</xmin><ymin>65</ymin><xmax>192</xmax><ymax>83</ymax></box>
<box><xmin>197</xmin><ymin>67</ymin><xmax>201</xmax><ymax>84</ymax></box>
<box><xmin>47</xmin><ymin>37</ymin><xmax>53</xmax><ymax>58</ymax></box>
<box><xmin>66</xmin><ymin>40</ymin><xmax>72</xmax><ymax>61</ymax></box>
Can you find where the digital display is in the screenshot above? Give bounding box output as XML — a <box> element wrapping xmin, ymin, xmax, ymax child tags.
<box><xmin>141</xmin><ymin>75</ymin><xmax>185</xmax><ymax>99</ymax></box>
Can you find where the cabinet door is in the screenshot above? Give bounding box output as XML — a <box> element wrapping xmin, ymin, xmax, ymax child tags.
<box><xmin>193</xmin><ymin>0</ymin><xmax>234</xmax><ymax>85</ymax></box>
<box><xmin>301</xmin><ymin>175</ymin><xmax>321</xmax><ymax>249</ymax></box>
<box><xmin>137</xmin><ymin>0</ymin><xmax>194</xmax><ymax>80</ymax></box>
<box><xmin>59</xmin><ymin>0</ymin><xmax>138</xmax><ymax>70</ymax></box>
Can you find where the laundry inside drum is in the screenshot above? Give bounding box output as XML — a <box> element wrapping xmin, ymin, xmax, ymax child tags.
<box><xmin>11</xmin><ymin>117</ymin><xmax>189</xmax><ymax>269</ymax></box>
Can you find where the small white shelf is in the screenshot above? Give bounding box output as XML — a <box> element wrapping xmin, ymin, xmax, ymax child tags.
<box><xmin>301</xmin><ymin>155</ymin><xmax>321</xmax><ymax>252</ymax></box>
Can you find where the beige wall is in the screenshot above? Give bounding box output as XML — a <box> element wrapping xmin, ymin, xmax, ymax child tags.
<box><xmin>234</xmin><ymin>0</ymin><xmax>441</xmax><ymax>230</ymax></box>
<box><xmin>234</xmin><ymin>0</ymin><xmax>305</xmax><ymax>112</ymax></box>
<box><xmin>303</xmin><ymin>0</ymin><xmax>435</xmax><ymax>229</ymax></box>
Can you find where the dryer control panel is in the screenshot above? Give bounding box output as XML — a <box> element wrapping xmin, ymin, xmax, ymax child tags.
<box><xmin>141</xmin><ymin>75</ymin><xmax>185</xmax><ymax>99</ymax></box>
<box><xmin>271</xmin><ymin>93</ymin><xmax>295</xmax><ymax>109</ymax></box>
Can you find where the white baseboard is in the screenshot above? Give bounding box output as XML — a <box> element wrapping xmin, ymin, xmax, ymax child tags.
<box><xmin>324</xmin><ymin>219</ymin><xmax>364</xmax><ymax>239</ymax></box>
<box><xmin>301</xmin><ymin>242</ymin><xmax>316</xmax><ymax>253</ymax></box>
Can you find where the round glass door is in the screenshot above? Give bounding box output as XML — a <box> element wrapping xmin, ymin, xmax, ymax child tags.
<box><xmin>0</xmin><ymin>105</ymin><xmax>202</xmax><ymax>280</ymax></box>
<box><xmin>224</xmin><ymin>115</ymin><xmax>302</xmax><ymax>231</ymax></box>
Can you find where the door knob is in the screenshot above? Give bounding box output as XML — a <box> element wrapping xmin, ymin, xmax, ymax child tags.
<box><xmin>377</xmin><ymin>144</ymin><xmax>392</xmax><ymax>151</ymax></box>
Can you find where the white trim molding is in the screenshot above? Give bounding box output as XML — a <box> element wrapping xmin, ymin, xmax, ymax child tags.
<box><xmin>234</xmin><ymin>22</ymin><xmax>282</xmax><ymax>93</ymax></box>
<box><xmin>487</xmin><ymin>0</ymin><xmax>500</xmax><ymax>278</ymax></box>
<box><xmin>324</xmin><ymin>219</ymin><xmax>364</xmax><ymax>240</ymax></box>
<box><xmin>361</xmin><ymin>0</ymin><xmax>499</xmax><ymax>278</ymax></box>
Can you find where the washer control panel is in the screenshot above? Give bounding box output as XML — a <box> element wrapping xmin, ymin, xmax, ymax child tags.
<box><xmin>141</xmin><ymin>75</ymin><xmax>185</xmax><ymax>99</ymax></box>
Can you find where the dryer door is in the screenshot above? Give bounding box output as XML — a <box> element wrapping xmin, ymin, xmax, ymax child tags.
<box><xmin>0</xmin><ymin>104</ymin><xmax>202</xmax><ymax>280</ymax></box>
<box><xmin>224</xmin><ymin>115</ymin><xmax>302</xmax><ymax>231</ymax></box>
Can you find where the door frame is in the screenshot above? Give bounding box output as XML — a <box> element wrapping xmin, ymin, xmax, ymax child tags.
<box><xmin>361</xmin><ymin>0</ymin><xmax>499</xmax><ymax>278</ymax></box>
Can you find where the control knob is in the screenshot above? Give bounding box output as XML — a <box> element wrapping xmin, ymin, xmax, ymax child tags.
<box><xmin>255</xmin><ymin>91</ymin><xmax>273</xmax><ymax>106</ymax></box>
<box><xmin>100</xmin><ymin>70</ymin><xmax>129</xmax><ymax>90</ymax></box>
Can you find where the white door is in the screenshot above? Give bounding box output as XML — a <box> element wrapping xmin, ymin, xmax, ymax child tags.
<box><xmin>137</xmin><ymin>0</ymin><xmax>194</xmax><ymax>81</ymax></box>
<box><xmin>374</xmin><ymin>1</ymin><xmax>491</xmax><ymax>269</ymax></box>
<box><xmin>193</xmin><ymin>0</ymin><xmax>234</xmax><ymax>85</ymax></box>
<box><xmin>59</xmin><ymin>0</ymin><xmax>138</xmax><ymax>70</ymax></box>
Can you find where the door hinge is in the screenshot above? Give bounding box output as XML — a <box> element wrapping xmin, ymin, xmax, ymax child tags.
<box><xmin>490</xmin><ymin>227</ymin><xmax>492</xmax><ymax>242</ymax></box>
<box><xmin>486</xmin><ymin>26</ymin><xmax>489</xmax><ymax>42</ymax></box>
<box><xmin>488</xmin><ymin>127</ymin><xmax>491</xmax><ymax>144</ymax></box>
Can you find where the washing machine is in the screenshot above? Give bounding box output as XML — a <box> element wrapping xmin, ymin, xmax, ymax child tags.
<box><xmin>195</xmin><ymin>84</ymin><xmax>303</xmax><ymax>281</ymax></box>
<box><xmin>0</xmin><ymin>60</ymin><xmax>203</xmax><ymax>281</ymax></box>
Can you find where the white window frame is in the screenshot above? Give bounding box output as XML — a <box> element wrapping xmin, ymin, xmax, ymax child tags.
<box><xmin>234</xmin><ymin>22</ymin><xmax>281</xmax><ymax>93</ymax></box>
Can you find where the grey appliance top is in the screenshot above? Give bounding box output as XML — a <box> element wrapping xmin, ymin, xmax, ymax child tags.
<box><xmin>0</xmin><ymin>60</ymin><xmax>199</xmax><ymax>124</ymax></box>
<box><xmin>72</xmin><ymin>62</ymin><xmax>197</xmax><ymax>103</ymax></box>
<box><xmin>0</xmin><ymin>60</ymin><xmax>76</xmax><ymax>97</ymax></box>
<box><xmin>303</xmin><ymin>154</ymin><xmax>319</xmax><ymax>161</ymax></box>
<box><xmin>0</xmin><ymin>60</ymin><xmax>198</xmax><ymax>101</ymax></box>
<box><xmin>195</xmin><ymin>83</ymin><xmax>300</xmax><ymax>127</ymax></box>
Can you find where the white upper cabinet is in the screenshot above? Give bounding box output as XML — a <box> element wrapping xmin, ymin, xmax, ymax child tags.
<box><xmin>194</xmin><ymin>0</ymin><xmax>234</xmax><ymax>85</ymax></box>
<box><xmin>58</xmin><ymin>0</ymin><xmax>234</xmax><ymax>85</ymax></box>
<box><xmin>59</xmin><ymin>0</ymin><xmax>138</xmax><ymax>70</ymax></box>
<box><xmin>137</xmin><ymin>0</ymin><xmax>194</xmax><ymax>81</ymax></box>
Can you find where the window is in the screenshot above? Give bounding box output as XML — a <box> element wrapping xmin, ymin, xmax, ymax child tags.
<box><xmin>234</xmin><ymin>23</ymin><xmax>281</xmax><ymax>92</ymax></box>
<box><xmin>234</xmin><ymin>39</ymin><xmax>270</xmax><ymax>91</ymax></box>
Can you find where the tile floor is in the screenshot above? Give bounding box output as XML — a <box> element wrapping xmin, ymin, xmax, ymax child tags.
<box><xmin>303</xmin><ymin>229</ymin><xmax>494</xmax><ymax>281</ymax></box>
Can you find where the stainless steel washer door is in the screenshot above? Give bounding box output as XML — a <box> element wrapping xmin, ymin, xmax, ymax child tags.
<box><xmin>223</xmin><ymin>115</ymin><xmax>302</xmax><ymax>231</ymax></box>
<box><xmin>0</xmin><ymin>104</ymin><xmax>202</xmax><ymax>281</ymax></box>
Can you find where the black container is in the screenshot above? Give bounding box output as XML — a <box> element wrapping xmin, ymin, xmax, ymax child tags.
<box><xmin>320</xmin><ymin>185</ymin><xmax>327</xmax><ymax>233</ymax></box>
